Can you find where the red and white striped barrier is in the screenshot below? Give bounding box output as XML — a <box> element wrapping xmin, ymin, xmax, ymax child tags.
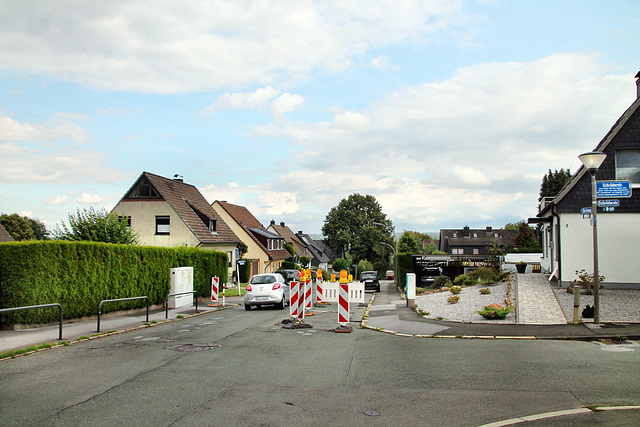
<box><xmin>315</xmin><ymin>277</ymin><xmax>323</xmax><ymax>304</ymax></box>
<box><xmin>208</xmin><ymin>276</ymin><xmax>220</xmax><ymax>307</ymax></box>
<box><xmin>338</xmin><ymin>283</ymin><xmax>349</xmax><ymax>325</ymax></box>
<box><xmin>289</xmin><ymin>281</ymin><xmax>299</xmax><ymax>318</ymax></box>
<box><xmin>304</xmin><ymin>279</ymin><xmax>314</xmax><ymax>315</ymax></box>
<box><xmin>297</xmin><ymin>282</ymin><xmax>305</xmax><ymax>320</ymax></box>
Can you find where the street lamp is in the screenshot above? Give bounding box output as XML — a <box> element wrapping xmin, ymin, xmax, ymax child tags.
<box><xmin>578</xmin><ymin>151</ymin><xmax>607</xmax><ymax>324</ymax></box>
<box><xmin>379</xmin><ymin>241</ymin><xmax>397</xmax><ymax>290</ymax></box>
<box><xmin>372</xmin><ymin>221</ymin><xmax>398</xmax><ymax>290</ymax></box>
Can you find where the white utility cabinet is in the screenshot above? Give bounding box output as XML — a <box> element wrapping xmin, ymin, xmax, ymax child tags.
<box><xmin>169</xmin><ymin>267</ymin><xmax>194</xmax><ymax>309</ymax></box>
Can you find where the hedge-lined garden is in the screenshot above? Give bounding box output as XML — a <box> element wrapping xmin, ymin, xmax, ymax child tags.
<box><xmin>0</xmin><ymin>241</ymin><xmax>228</xmax><ymax>325</ymax></box>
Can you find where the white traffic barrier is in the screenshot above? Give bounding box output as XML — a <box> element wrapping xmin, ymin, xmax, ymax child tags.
<box><xmin>289</xmin><ymin>281</ymin><xmax>299</xmax><ymax>318</ymax></box>
<box><xmin>322</xmin><ymin>282</ymin><xmax>339</xmax><ymax>302</ymax></box>
<box><xmin>349</xmin><ymin>282</ymin><xmax>365</xmax><ymax>304</ymax></box>
<box><xmin>338</xmin><ymin>283</ymin><xmax>349</xmax><ymax>325</ymax></box>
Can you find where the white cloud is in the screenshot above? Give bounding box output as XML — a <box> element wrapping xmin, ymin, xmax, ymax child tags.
<box><xmin>44</xmin><ymin>195</ymin><xmax>69</xmax><ymax>205</ymax></box>
<box><xmin>249</xmin><ymin>54</ymin><xmax>636</xmax><ymax>230</ymax></box>
<box><xmin>77</xmin><ymin>193</ymin><xmax>108</xmax><ymax>204</ymax></box>
<box><xmin>258</xmin><ymin>192</ymin><xmax>299</xmax><ymax>216</ymax></box>
<box><xmin>0</xmin><ymin>1</ymin><xmax>463</xmax><ymax>93</ymax></box>
<box><xmin>270</xmin><ymin>93</ymin><xmax>305</xmax><ymax>115</ymax></box>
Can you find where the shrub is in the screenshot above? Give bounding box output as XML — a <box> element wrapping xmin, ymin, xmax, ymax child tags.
<box><xmin>468</xmin><ymin>267</ymin><xmax>501</xmax><ymax>284</ymax></box>
<box><xmin>454</xmin><ymin>274</ymin><xmax>476</xmax><ymax>287</ymax></box>
<box><xmin>477</xmin><ymin>304</ymin><xmax>514</xmax><ymax>319</ymax></box>
<box><xmin>447</xmin><ymin>295</ymin><xmax>460</xmax><ymax>304</ymax></box>
<box><xmin>449</xmin><ymin>286</ymin><xmax>462</xmax><ymax>295</ymax></box>
<box><xmin>479</xmin><ymin>288</ymin><xmax>491</xmax><ymax>295</ymax></box>
<box><xmin>570</xmin><ymin>269</ymin><xmax>605</xmax><ymax>295</ymax></box>
<box><xmin>433</xmin><ymin>275</ymin><xmax>452</xmax><ymax>288</ymax></box>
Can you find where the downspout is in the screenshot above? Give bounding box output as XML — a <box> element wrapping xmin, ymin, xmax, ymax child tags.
<box><xmin>265</xmin><ymin>259</ymin><xmax>274</xmax><ymax>274</ymax></box>
<box><xmin>552</xmin><ymin>203</ymin><xmax>562</xmax><ymax>285</ymax></box>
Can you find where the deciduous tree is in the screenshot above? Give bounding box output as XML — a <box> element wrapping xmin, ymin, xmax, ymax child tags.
<box><xmin>55</xmin><ymin>207</ymin><xmax>139</xmax><ymax>244</ymax></box>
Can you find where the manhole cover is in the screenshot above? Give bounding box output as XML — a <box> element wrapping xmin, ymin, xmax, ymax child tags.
<box><xmin>166</xmin><ymin>344</ymin><xmax>221</xmax><ymax>352</ymax></box>
<box><xmin>363</xmin><ymin>410</ymin><xmax>381</xmax><ymax>417</ymax></box>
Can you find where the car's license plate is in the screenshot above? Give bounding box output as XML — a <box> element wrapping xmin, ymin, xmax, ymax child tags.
<box><xmin>256</xmin><ymin>296</ymin><xmax>269</xmax><ymax>301</ymax></box>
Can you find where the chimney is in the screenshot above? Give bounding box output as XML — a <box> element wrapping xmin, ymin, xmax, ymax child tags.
<box><xmin>463</xmin><ymin>226</ymin><xmax>470</xmax><ymax>237</ymax></box>
<box><xmin>636</xmin><ymin>71</ymin><xmax>640</xmax><ymax>99</ymax></box>
<box><xmin>280</xmin><ymin>221</ymin><xmax>285</xmax><ymax>227</ymax></box>
<box><xmin>270</xmin><ymin>220</ymin><xmax>275</xmax><ymax>226</ymax></box>
<box><xmin>486</xmin><ymin>226</ymin><xmax>492</xmax><ymax>233</ymax></box>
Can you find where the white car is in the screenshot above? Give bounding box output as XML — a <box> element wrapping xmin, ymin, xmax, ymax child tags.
<box><xmin>244</xmin><ymin>273</ymin><xmax>289</xmax><ymax>311</ymax></box>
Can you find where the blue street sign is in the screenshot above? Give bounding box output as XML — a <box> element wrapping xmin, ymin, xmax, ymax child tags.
<box><xmin>581</xmin><ymin>207</ymin><xmax>592</xmax><ymax>215</ymax></box>
<box><xmin>598</xmin><ymin>199</ymin><xmax>620</xmax><ymax>207</ymax></box>
<box><xmin>596</xmin><ymin>181</ymin><xmax>631</xmax><ymax>198</ymax></box>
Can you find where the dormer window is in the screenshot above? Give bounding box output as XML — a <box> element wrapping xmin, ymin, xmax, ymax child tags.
<box><xmin>453</xmin><ymin>232</ymin><xmax>457</xmax><ymax>238</ymax></box>
<box><xmin>126</xmin><ymin>176</ymin><xmax>161</xmax><ymax>199</ymax></box>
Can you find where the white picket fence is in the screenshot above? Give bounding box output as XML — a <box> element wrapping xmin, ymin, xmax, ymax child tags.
<box><xmin>320</xmin><ymin>282</ymin><xmax>364</xmax><ymax>304</ymax></box>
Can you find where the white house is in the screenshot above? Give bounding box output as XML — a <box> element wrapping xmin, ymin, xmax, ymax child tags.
<box><xmin>532</xmin><ymin>73</ymin><xmax>640</xmax><ymax>289</ymax></box>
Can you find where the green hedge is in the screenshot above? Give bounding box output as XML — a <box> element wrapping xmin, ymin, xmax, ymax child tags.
<box><xmin>0</xmin><ymin>241</ymin><xmax>227</xmax><ymax>325</ymax></box>
<box><xmin>396</xmin><ymin>253</ymin><xmax>413</xmax><ymax>290</ymax></box>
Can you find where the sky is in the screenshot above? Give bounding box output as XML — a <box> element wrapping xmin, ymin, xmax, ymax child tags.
<box><xmin>1</xmin><ymin>0</ymin><xmax>639</xmax><ymax>236</ymax></box>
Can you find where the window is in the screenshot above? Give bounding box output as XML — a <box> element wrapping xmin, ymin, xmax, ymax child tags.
<box><xmin>616</xmin><ymin>150</ymin><xmax>640</xmax><ymax>185</ymax></box>
<box><xmin>473</xmin><ymin>232</ymin><xmax>478</xmax><ymax>238</ymax></box>
<box><xmin>227</xmin><ymin>251</ymin><xmax>233</xmax><ymax>267</ymax></box>
<box><xmin>126</xmin><ymin>176</ymin><xmax>161</xmax><ymax>198</ymax></box>
<box><xmin>452</xmin><ymin>232</ymin><xmax>457</xmax><ymax>238</ymax></box>
<box><xmin>473</xmin><ymin>248</ymin><xmax>480</xmax><ymax>255</ymax></box>
<box><xmin>118</xmin><ymin>216</ymin><xmax>131</xmax><ymax>228</ymax></box>
<box><xmin>156</xmin><ymin>216</ymin><xmax>170</xmax><ymax>235</ymax></box>
<box><xmin>452</xmin><ymin>248</ymin><xmax>463</xmax><ymax>255</ymax></box>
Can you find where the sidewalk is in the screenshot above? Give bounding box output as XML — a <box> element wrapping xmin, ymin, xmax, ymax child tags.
<box><xmin>0</xmin><ymin>297</ymin><xmax>244</xmax><ymax>354</ymax></box>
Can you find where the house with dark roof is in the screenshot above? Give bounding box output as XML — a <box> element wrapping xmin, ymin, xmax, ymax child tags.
<box><xmin>112</xmin><ymin>172</ymin><xmax>241</xmax><ymax>273</ymax></box>
<box><xmin>267</xmin><ymin>221</ymin><xmax>310</xmax><ymax>263</ymax></box>
<box><xmin>212</xmin><ymin>201</ymin><xmax>290</xmax><ymax>276</ymax></box>
<box><xmin>0</xmin><ymin>224</ymin><xmax>15</xmax><ymax>242</ymax></box>
<box><xmin>439</xmin><ymin>226</ymin><xmax>517</xmax><ymax>258</ymax></box>
<box><xmin>295</xmin><ymin>231</ymin><xmax>331</xmax><ymax>271</ymax></box>
<box><xmin>533</xmin><ymin>73</ymin><xmax>640</xmax><ymax>289</ymax></box>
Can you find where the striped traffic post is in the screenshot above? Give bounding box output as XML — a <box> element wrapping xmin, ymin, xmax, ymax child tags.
<box><xmin>208</xmin><ymin>276</ymin><xmax>220</xmax><ymax>307</ymax></box>
<box><xmin>289</xmin><ymin>281</ymin><xmax>299</xmax><ymax>318</ymax></box>
<box><xmin>336</xmin><ymin>269</ymin><xmax>352</xmax><ymax>332</ymax></box>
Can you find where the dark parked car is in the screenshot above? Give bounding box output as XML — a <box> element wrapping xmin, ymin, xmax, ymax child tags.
<box><xmin>360</xmin><ymin>271</ymin><xmax>380</xmax><ymax>292</ymax></box>
<box><xmin>419</xmin><ymin>267</ymin><xmax>442</xmax><ymax>288</ymax></box>
<box><xmin>277</xmin><ymin>269</ymin><xmax>300</xmax><ymax>284</ymax></box>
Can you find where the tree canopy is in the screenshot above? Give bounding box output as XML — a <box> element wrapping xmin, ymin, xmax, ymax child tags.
<box><xmin>55</xmin><ymin>207</ymin><xmax>139</xmax><ymax>244</ymax></box>
<box><xmin>321</xmin><ymin>193</ymin><xmax>393</xmax><ymax>271</ymax></box>
<box><xmin>397</xmin><ymin>231</ymin><xmax>421</xmax><ymax>254</ymax></box>
<box><xmin>539</xmin><ymin>168</ymin><xmax>572</xmax><ymax>203</ymax></box>
<box><xmin>513</xmin><ymin>220</ymin><xmax>542</xmax><ymax>252</ymax></box>
<box><xmin>0</xmin><ymin>213</ymin><xmax>49</xmax><ymax>241</ymax></box>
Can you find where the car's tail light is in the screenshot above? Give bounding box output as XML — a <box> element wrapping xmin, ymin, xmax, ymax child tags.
<box><xmin>272</xmin><ymin>282</ymin><xmax>282</xmax><ymax>290</ymax></box>
<box><xmin>246</xmin><ymin>284</ymin><xmax>253</xmax><ymax>291</ymax></box>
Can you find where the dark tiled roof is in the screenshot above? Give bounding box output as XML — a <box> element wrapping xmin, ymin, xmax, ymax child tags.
<box><xmin>439</xmin><ymin>228</ymin><xmax>517</xmax><ymax>252</ymax></box>
<box><xmin>216</xmin><ymin>201</ymin><xmax>290</xmax><ymax>260</ymax></box>
<box><xmin>0</xmin><ymin>223</ymin><xmax>14</xmax><ymax>242</ymax></box>
<box><xmin>296</xmin><ymin>232</ymin><xmax>330</xmax><ymax>264</ymax></box>
<box><xmin>268</xmin><ymin>223</ymin><xmax>308</xmax><ymax>256</ymax></box>
<box><xmin>540</xmin><ymin>96</ymin><xmax>640</xmax><ymax>216</ymax></box>
<box><xmin>138</xmin><ymin>172</ymin><xmax>240</xmax><ymax>244</ymax></box>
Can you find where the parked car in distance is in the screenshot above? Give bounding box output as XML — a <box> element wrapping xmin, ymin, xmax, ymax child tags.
<box><xmin>419</xmin><ymin>267</ymin><xmax>442</xmax><ymax>288</ymax></box>
<box><xmin>360</xmin><ymin>271</ymin><xmax>380</xmax><ymax>292</ymax></box>
<box><xmin>277</xmin><ymin>269</ymin><xmax>300</xmax><ymax>284</ymax></box>
<box><xmin>385</xmin><ymin>270</ymin><xmax>394</xmax><ymax>280</ymax></box>
<box><xmin>244</xmin><ymin>273</ymin><xmax>289</xmax><ymax>310</ymax></box>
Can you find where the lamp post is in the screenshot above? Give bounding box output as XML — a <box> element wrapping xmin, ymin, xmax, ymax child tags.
<box><xmin>379</xmin><ymin>241</ymin><xmax>397</xmax><ymax>290</ymax></box>
<box><xmin>372</xmin><ymin>221</ymin><xmax>398</xmax><ymax>290</ymax></box>
<box><xmin>578</xmin><ymin>151</ymin><xmax>607</xmax><ymax>324</ymax></box>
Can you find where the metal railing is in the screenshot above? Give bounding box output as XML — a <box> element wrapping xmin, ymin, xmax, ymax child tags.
<box><xmin>165</xmin><ymin>291</ymin><xmax>198</xmax><ymax>319</ymax></box>
<box><xmin>97</xmin><ymin>296</ymin><xmax>148</xmax><ymax>332</ymax></box>
<box><xmin>0</xmin><ymin>303</ymin><xmax>63</xmax><ymax>340</ymax></box>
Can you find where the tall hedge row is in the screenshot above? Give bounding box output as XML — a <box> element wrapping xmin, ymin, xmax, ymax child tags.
<box><xmin>0</xmin><ymin>241</ymin><xmax>228</xmax><ymax>325</ymax></box>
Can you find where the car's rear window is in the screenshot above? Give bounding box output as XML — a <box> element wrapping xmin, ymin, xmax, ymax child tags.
<box><xmin>361</xmin><ymin>273</ymin><xmax>377</xmax><ymax>280</ymax></box>
<box><xmin>251</xmin><ymin>275</ymin><xmax>276</xmax><ymax>284</ymax></box>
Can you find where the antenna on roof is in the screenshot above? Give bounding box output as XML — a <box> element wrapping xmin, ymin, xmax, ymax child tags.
<box><xmin>173</xmin><ymin>174</ymin><xmax>184</xmax><ymax>182</ymax></box>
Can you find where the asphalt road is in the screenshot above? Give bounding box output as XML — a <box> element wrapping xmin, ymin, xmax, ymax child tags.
<box><xmin>1</xmin><ymin>296</ymin><xmax>639</xmax><ymax>426</ymax></box>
